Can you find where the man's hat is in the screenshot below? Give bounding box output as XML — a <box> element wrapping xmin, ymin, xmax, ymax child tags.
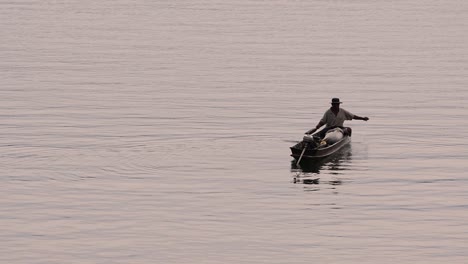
<box><xmin>331</xmin><ymin>98</ymin><xmax>342</xmax><ymax>104</ymax></box>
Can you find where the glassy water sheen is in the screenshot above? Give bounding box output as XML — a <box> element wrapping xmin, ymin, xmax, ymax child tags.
<box><xmin>2</xmin><ymin>1</ymin><xmax>468</xmax><ymax>263</ymax></box>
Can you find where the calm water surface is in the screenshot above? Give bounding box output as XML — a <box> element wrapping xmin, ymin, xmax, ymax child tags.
<box><xmin>1</xmin><ymin>0</ymin><xmax>468</xmax><ymax>263</ymax></box>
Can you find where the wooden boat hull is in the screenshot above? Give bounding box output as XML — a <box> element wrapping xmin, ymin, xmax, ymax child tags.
<box><xmin>290</xmin><ymin>135</ymin><xmax>351</xmax><ymax>160</ymax></box>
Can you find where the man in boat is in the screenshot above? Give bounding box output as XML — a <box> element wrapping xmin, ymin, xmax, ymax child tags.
<box><xmin>305</xmin><ymin>98</ymin><xmax>369</xmax><ymax>138</ymax></box>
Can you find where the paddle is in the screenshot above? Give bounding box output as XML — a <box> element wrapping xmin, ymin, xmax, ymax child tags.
<box><xmin>296</xmin><ymin>145</ymin><xmax>308</xmax><ymax>166</ymax></box>
<box><xmin>296</xmin><ymin>128</ymin><xmax>320</xmax><ymax>166</ymax></box>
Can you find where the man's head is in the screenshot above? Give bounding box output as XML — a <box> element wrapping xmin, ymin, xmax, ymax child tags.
<box><xmin>331</xmin><ymin>98</ymin><xmax>341</xmax><ymax>108</ymax></box>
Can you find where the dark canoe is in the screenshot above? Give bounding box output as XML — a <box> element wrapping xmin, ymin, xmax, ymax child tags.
<box><xmin>290</xmin><ymin>134</ymin><xmax>351</xmax><ymax>160</ymax></box>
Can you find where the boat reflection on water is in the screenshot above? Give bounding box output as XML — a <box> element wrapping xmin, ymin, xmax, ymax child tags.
<box><xmin>291</xmin><ymin>144</ymin><xmax>353</xmax><ymax>185</ymax></box>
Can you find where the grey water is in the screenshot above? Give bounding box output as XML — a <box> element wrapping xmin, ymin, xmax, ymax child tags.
<box><xmin>1</xmin><ymin>0</ymin><xmax>468</xmax><ymax>263</ymax></box>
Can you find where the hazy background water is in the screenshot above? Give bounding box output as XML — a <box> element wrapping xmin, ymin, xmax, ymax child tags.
<box><xmin>1</xmin><ymin>0</ymin><xmax>468</xmax><ymax>263</ymax></box>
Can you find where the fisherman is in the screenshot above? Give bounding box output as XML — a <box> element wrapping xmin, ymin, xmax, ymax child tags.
<box><xmin>305</xmin><ymin>98</ymin><xmax>369</xmax><ymax>138</ymax></box>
